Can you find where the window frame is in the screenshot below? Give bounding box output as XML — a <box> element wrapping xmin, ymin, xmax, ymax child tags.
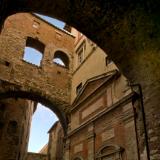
<box><xmin>76</xmin><ymin>41</ymin><xmax>86</xmax><ymax>66</ymax></box>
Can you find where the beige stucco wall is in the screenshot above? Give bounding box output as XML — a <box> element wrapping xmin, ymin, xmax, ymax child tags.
<box><xmin>71</xmin><ymin>35</ymin><xmax>118</xmax><ymax>102</ymax></box>
<box><xmin>70</xmin><ymin>74</ymin><xmax>131</xmax><ymax>131</ymax></box>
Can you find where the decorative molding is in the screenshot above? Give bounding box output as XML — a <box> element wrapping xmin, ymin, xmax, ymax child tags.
<box><xmin>95</xmin><ymin>144</ymin><xmax>124</xmax><ymax>159</ymax></box>
<box><xmin>71</xmin><ymin>70</ymin><xmax>119</xmax><ymax>111</ymax></box>
<box><xmin>68</xmin><ymin>92</ymin><xmax>137</xmax><ymax>137</ymax></box>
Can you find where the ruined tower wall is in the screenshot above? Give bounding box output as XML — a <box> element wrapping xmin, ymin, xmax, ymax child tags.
<box><xmin>0</xmin><ymin>13</ymin><xmax>75</xmax><ymax>115</ymax></box>
<box><xmin>0</xmin><ymin>98</ymin><xmax>35</xmax><ymax>160</ymax></box>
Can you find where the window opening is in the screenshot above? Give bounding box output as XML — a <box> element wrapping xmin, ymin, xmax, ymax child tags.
<box><xmin>53</xmin><ymin>58</ymin><xmax>65</xmax><ymax>66</ymax></box>
<box><xmin>23</xmin><ymin>47</ymin><xmax>43</xmax><ymax>66</ymax></box>
<box><xmin>76</xmin><ymin>41</ymin><xmax>86</xmax><ymax>66</ymax></box>
<box><xmin>78</xmin><ymin>48</ymin><xmax>83</xmax><ymax>64</ymax></box>
<box><xmin>53</xmin><ymin>51</ymin><xmax>69</xmax><ymax>68</ymax></box>
<box><xmin>23</xmin><ymin>37</ymin><xmax>45</xmax><ymax>66</ymax></box>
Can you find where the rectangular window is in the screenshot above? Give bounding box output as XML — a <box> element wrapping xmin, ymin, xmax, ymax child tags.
<box><xmin>76</xmin><ymin>41</ymin><xmax>86</xmax><ymax>66</ymax></box>
<box><xmin>78</xmin><ymin>48</ymin><xmax>83</xmax><ymax>64</ymax></box>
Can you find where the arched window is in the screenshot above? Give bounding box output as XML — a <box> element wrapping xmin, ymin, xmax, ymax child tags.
<box><xmin>95</xmin><ymin>144</ymin><xmax>124</xmax><ymax>160</ymax></box>
<box><xmin>53</xmin><ymin>51</ymin><xmax>69</xmax><ymax>69</ymax></box>
<box><xmin>23</xmin><ymin>37</ymin><xmax>45</xmax><ymax>66</ymax></box>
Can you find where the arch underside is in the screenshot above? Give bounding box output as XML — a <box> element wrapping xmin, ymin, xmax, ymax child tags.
<box><xmin>0</xmin><ymin>79</ymin><xmax>68</xmax><ymax>135</ymax></box>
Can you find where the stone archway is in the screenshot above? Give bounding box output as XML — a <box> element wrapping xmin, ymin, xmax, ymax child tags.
<box><xmin>0</xmin><ymin>80</ymin><xmax>68</xmax><ymax>135</ymax></box>
<box><xmin>1</xmin><ymin>1</ymin><xmax>160</xmax><ymax>159</ymax></box>
<box><xmin>0</xmin><ymin>13</ymin><xmax>74</xmax><ymax>134</ymax></box>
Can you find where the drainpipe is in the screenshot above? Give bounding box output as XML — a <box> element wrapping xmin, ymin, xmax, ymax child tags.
<box><xmin>132</xmin><ymin>102</ymin><xmax>141</xmax><ymax>160</ymax></box>
<box><xmin>130</xmin><ymin>83</ymin><xmax>150</xmax><ymax>160</ymax></box>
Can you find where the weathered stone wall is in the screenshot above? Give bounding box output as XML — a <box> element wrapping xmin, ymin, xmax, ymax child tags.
<box><xmin>39</xmin><ymin>144</ymin><xmax>48</xmax><ymax>154</ymax></box>
<box><xmin>0</xmin><ymin>13</ymin><xmax>74</xmax><ymax>112</ymax></box>
<box><xmin>0</xmin><ymin>13</ymin><xmax>75</xmax><ymax>130</ymax></box>
<box><xmin>0</xmin><ymin>98</ymin><xmax>35</xmax><ymax>160</ymax></box>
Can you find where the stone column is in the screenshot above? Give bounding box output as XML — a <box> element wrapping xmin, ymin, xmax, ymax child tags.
<box><xmin>87</xmin><ymin>124</ymin><xmax>95</xmax><ymax>160</ymax></box>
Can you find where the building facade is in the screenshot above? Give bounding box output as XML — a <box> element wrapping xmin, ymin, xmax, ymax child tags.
<box><xmin>47</xmin><ymin>28</ymin><xmax>147</xmax><ymax>160</ymax></box>
<box><xmin>0</xmin><ymin>13</ymin><xmax>148</xmax><ymax>160</ymax></box>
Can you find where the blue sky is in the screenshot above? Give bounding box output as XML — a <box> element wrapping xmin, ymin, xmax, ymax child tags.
<box><xmin>28</xmin><ymin>104</ymin><xmax>58</xmax><ymax>152</ymax></box>
<box><xmin>27</xmin><ymin>14</ymin><xmax>65</xmax><ymax>153</ymax></box>
<box><xmin>36</xmin><ymin>14</ymin><xmax>65</xmax><ymax>29</ymax></box>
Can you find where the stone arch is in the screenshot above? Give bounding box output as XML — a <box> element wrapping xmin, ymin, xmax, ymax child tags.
<box><xmin>0</xmin><ymin>81</ymin><xmax>68</xmax><ymax>135</ymax></box>
<box><xmin>53</xmin><ymin>50</ymin><xmax>70</xmax><ymax>69</ymax></box>
<box><xmin>0</xmin><ymin>13</ymin><xmax>72</xmax><ymax>135</ymax></box>
<box><xmin>95</xmin><ymin>144</ymin><xmax>124</xmax><ymax>160</ymax></box>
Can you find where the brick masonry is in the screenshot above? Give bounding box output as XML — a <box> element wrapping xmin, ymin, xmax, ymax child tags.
<box><xmin>0</xmin><ymin>13</ymin><xmax>75</xmax><ymax>131</ymax></box>
<box><xmin>0</xmin><ymin>98</ymin><xmax>35</xmax><ymax>160</ymax></box>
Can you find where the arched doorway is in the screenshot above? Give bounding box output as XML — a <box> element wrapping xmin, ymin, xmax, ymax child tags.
<box><xmin>0</xmin><ymin>89</ymin><xmax>68</xmax><ymax>134</ymax></box>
